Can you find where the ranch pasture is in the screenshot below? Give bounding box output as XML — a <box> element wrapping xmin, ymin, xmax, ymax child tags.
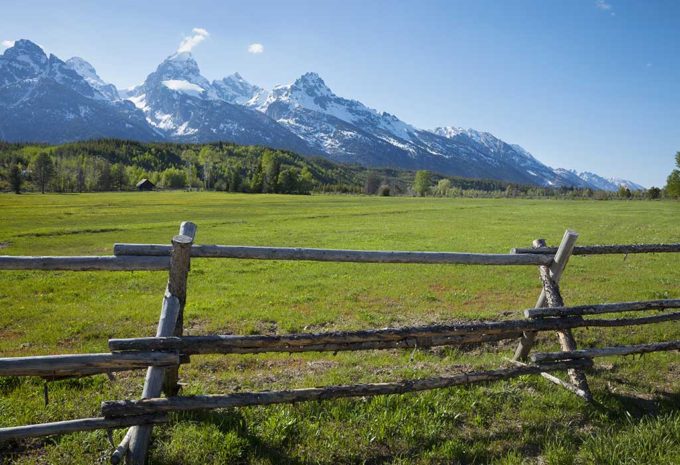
<box><xmin>0</xmin><ymin>192</ymin><xmax>679</xmax><ymax>464</ymax></box>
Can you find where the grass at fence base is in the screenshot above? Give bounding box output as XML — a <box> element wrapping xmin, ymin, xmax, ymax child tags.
<box><xmin>0</xmin><ymin>192</ymin><xmax>679</xmax><ymax>464</ymax></box>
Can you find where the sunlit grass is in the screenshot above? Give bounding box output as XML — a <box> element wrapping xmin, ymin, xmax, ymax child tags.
<box><xmin>0</xmin><ymin>192</ymin><xmax>678</xmax><ymax>464</ymax></box>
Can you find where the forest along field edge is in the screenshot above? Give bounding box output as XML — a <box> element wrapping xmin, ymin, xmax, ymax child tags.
<box><xmin>0</xmin><ymin>193</ymin><xmax>679</xmax><ymax>464</ymax></box>
<box><xmin>2</xmin><ymin>140</ymin><xmax>680</xmax><ymax>199</ymax></box>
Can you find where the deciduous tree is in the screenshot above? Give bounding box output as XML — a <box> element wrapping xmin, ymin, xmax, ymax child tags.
<box><xmin>413</xmin><ymin>170</ymin><xmax>431</xmax><ymax>196</ymax></box>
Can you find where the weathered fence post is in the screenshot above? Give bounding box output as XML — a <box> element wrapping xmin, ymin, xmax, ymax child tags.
<box><xmin>163</xmin><ymin>221</ymin><xmax>197</xmax><ymax>396</ymax></box>
<box><xmin>122</xmin><ymin>221</ymin><xmax>196</xmax><ymax>465</ymax></box>
<box><xmin>535</xmin><ymin>250</ymin><xmax>593</xmax><ymax>401</ymax></box>
<box><xmin>513</xmin><ymin>231</ymin><xmax>578</xmax><ymax>361</ymax></box>
<box><xmin>125</xmin><ymin>293</ymin><xmax>180</xmax><ymax>464</ymax></box>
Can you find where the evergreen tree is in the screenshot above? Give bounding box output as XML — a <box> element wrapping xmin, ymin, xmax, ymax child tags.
<box><xmin>9</xmin><ymin>163</ymin><xmax>22</xmax><ymax>194</ymax></box>
<box><xmin>31</xmin><ymin>152</ymin><xmax>54</xmax><ymax>194</ymax></box>
<box><xmin>111</xmin><ymin>163</ymin><xmax>128</xmax><ymax>190</ymax></box>
<box><xmin>97</xmin><ymin>163</ymin><xmax>113</xmax><ymax>191</ymax></box>
<box><xmin>646</xmin><ymin>187</ymin><xmax>661</xmax><ymax>199</ymax></box>
<box><xmin>227</xmin><ymin>168</ymin><xmax>242</xmax><ymax>192</ymax></box>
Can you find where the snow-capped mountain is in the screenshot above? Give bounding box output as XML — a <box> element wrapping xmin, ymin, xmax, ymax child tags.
<box><xmin>124</xmin><ymin>51</ymin><xmax>318</xmax><ymax>154</ymax></box>
<box><xmin>248</xmin><ymin>73</ymin><xmax>573</xmax><ymax>185</ymax></box>
<box><xmin>212</xmin><ymin>72</ymin><xmax>266</xmax><ymax>105</ymax></box>
<box><xmin>0</xmin><ymin>40</ymin><xmax>157</xmax><ymax>143</ymax></box>
<box><xmin>575</xmin><ymin>171</ymin><xmax>645</xmax><ymax>191</ymax></box>
<box><xmin>0</xmin><ymin>38</ymin><xmax>645</xmax><ymax>190</ymax></box>
<box><xmin>65</xmin><ymin>57</ymin><xmax>120</xmax><ymax>101</ymax></box>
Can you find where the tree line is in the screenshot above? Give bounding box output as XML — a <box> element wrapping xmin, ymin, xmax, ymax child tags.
<box><xmin>0</xmin><ymin>140</ymin><xmax>677</xmax><ymax>200</ymax></box>
<box><xmin>0</xmin><ymin>140</ymin><xmax>330</xmax><ymax>195</ymax></box>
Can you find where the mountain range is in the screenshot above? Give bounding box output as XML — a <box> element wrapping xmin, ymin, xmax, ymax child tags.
<box><xmin>0</xmin><ymin>39</ymin><xmax>644</xmax><ymax>191</ymax></box>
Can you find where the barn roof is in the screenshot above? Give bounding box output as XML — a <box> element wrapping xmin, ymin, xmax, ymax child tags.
<box><xmin>136</xmin><ymin>178</ymin><xmax>155</xmax><ymax>187</ymax></box>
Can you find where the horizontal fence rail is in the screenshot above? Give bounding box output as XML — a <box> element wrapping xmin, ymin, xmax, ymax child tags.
<box><xmin>109</xmin><ymin>300</ymin><xmax>680</xmax><ymax>355</ymax></box>
<box><xmin>524</xmin><ymin>299</ymin><xmax>680</xmax><ymax>319</ymax></box>
<box><xmin>530</xmin><ymin>340</ymin><xmax>680</xmax><ymax>363</ymax></box>
<box><xmin>0</xmin><ymin>414</ymin><xmax>168</xmax><ymax>442</ymax></box>
<box><xmin>0</xmin><ymin>352</ymin><xmax>180</xmax><ymax>377</ymax></box>
<box><xmin>113</xmin><ymin>243</ymin><xmax>554</xmax><ymax>266</ymax></box>
<box><xmin>2</xmin><ymin>223</ymin><xmax>679</xmax><ymax>463</ymax></box>
<box><xmin>101</xmin><ymin>359</ymin><xmax>591</xmax><ymax>418</ymax></box>
<box><xmin>0</xmin><ymin>255</ymin><xmax>169</xmax><ymax>271</ymax></box>
<box><xmin>110</xmin><ymin>333</ymin><xmax>524</xmax><ymax>355</ymax></box>
<box><xmin>511</xmin><ymin>243</ymin><xmax>680</xmax><ymax>256</ymax></box>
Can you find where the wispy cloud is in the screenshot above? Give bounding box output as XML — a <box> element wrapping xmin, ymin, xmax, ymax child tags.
<box><xmin>595</xmin><ymin>0</ymin><xmax>615</xmax><ymax>15</ymax></box>
<box><xmin>0</xmin><ymin>39</ymin><xmax>15</xmax><ymax>52</ymax></box>
<box><xmin>177</xmin><ymin>28</ymin><xmax>209</xmax><ymax>53</ymax></box>
<box><xmin>247</xmin><ymin>43</ymin><xmax>264</xmax><ymax>54</ymax></box>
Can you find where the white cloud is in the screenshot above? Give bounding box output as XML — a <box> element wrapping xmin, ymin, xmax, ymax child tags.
<box><xmin>595</xmin><ymin>0</ymin><xmax>612</xmax><ymax>11</ymax></box>
<box><xmin>247</xmin><ymin>43</ymin><xmax>264</xmax><ymax>54</ymax></box>
<box><xmin>177</xmin><ymin>28</ymin><xmax>209</xmax><ymax>53</ymax></box>
<box><xmin>1</xmin><ymin>39</ymin><xmax>15</xmax><ymax>52</ymax></box>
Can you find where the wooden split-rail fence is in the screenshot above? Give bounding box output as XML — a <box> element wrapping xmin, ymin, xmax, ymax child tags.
<box><xmin>0</xmin><ymin>222</ymin><xmax>679</xmax><ymax>464</ymax></box>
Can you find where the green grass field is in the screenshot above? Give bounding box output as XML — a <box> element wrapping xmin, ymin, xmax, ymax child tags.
<box><xmin>0</xmin><ymin>192</ymin><xmax>679</xmax><ymax>464</ymax></box>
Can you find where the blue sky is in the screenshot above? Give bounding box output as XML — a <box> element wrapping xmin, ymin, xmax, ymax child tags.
<box><xmin>1</xmin><ymin>0</ymin><xmax>678</xmax><ymax>186</ymax></box>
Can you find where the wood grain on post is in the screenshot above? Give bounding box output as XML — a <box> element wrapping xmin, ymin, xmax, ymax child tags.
<box><xmin>163</xmin><ymin>221</ymin><xmax>197</xmax><ymax>397</ymax></box>
<box><xmin>108</xmin><ymin>310</ymin><xmax>680</xmax><ymax>354</ymax></box>
<box><xmin>0</xmin><ymin>414</ymin><xmax>167</xmax><ymax>442</ymax></box>
<box><xmin>537</xmin><ymin>257</ymin><xmax>593</xmax><ymax>401</ymax></box>
<box><xmin>112</xmin><ymin>243</ymin><xmax>553</xmax><ymax>266</ymax></box>
<box><xmin>530</xmin><ymin>340</ymin><xmax>680</xmax><ymax>363</ymax></box>
<box><xmin>101</xmin><ymin>359</ymin><xmax>590</xmax><ymax>418</ymax></box>
<box><xmin>525</xmin><ymin>299</ymin><xmax>680</xmax><ymax>319</ymax></box>
<box><xmin>511</xmin><ymin>243</ymin><xmax>680</xmax><ymax>255</ymax></box>
<box><xmin>110</xmin><ymin>332</ymin><xmax>523</xmax><ymax>355</ymax></box>
<box><xmin>126</xmin><ymin>293</ymin><xmax>180</xmax><ymax>465</ymax></box>
<box><xmin>508</xmin><ymin>358</ymin><xmax>591</xmax><ymax>400</ymax></box>
<box><xmin>0</xmin><ymin>352</ymin><xmax>178</xmax><ymax>377</ymax></box>
<box><xmin>111</xmin><ymin>428</ymin><xmax>132</xmax><ymax>464</ymax></box>
<box><xmin>513</xmin><ymin>231</ymin><xmax>578</xmax><ymax>361</ymax></box>
<box><xmin>0</xmin><ymin>255</ymin><xmax>169</xmax><ymax>271</ymax></box>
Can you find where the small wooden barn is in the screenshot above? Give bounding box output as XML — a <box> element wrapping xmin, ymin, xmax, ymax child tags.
<box><xmin>136</xmin><ymin>179</ymin><xmax>155</xmax><ymax>191</ymax></box>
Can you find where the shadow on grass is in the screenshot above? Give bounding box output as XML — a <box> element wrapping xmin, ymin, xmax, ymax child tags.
<box><xmin>171</xmin><ymin>409</ymin><xmax>305</xmax><ymax>465</ymax></box>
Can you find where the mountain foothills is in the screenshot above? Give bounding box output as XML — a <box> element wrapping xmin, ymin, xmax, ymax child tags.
<box><xmin>0</xmin><ymin>39</ymin><xmax>644</xmax><ymax>191</ymax></box>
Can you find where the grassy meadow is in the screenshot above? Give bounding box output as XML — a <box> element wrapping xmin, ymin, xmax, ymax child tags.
<box><xmin>0</xmin><ymin>192</ymin><xmax>679</xmax><ymax>464</ymax></box>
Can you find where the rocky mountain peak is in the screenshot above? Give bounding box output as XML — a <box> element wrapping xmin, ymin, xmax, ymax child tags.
<box><xmin>65</xmin><ymin>57</ymin><xmax>120</xmax><ymax>101</ymax></box>
<box><xmin>149</xmin><ymin>51</ymin><xmax>210</xmax><ymax>90</ymax></box>
<box><xmin>212</xmin><ymin>72</ymin><xmax>264</xmax><ymax>104</ymax></box>
<box><xmin>291</xmin><ymin>72</ymin><xmax>332</xmax><ymax>98</ymax></box>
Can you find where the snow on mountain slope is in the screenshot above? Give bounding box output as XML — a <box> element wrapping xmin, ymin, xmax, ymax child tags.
<box><xmin>65</xmin><ymin>57</ymin><xmax>120</xmax><ymax>101</ymax></box>
<box><xmin>608</xmin><ymin>177</ymin><xmax>645</xmax><ymax>191</ymax></box>
<box><xmin>212</xmin><ymin>72</ymin><xmax>266</xmax><ymax>105</ymax></box>
<box><xmin>255</xmin><ymin>72</ymin><xmax>419</xmax><ymax>143</ymax></box>
<box><xmin>123</xmin><ymin>51</ymin><xmax>320</xmax><ymax>155</ymax></box>
<box><xmin>578</xmin><ymin>171</ymin><xmax>645</xmax><ymax>191</ymax></box>
<box><xmin>0</xmin><ymin>39</ymin><xmax>158</xmax><ymax>142</ymax></box>
<box><xmin>0</xmin><ymin>38</ymin><xmax>646</xmax><ymax>190</ymax></box>
<box><xmin>248</xmin><ymin>74</ymin><xmax>575</xmax><ymax>184</ymax></box>
<box><xmin>161</xmin><ymin>79</ymin><xmax>205</xmax><ymax>96</ymax></box>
